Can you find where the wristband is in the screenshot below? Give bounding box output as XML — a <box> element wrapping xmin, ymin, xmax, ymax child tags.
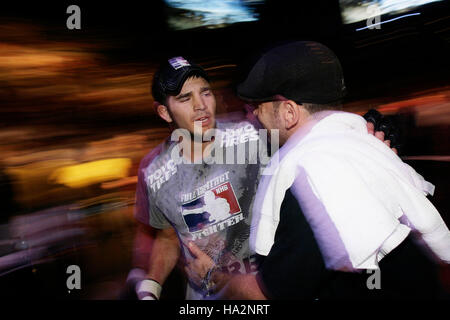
<box><xmin>136</xmin><ymin>279</ymin><xmax>162</xmax><ymax>300</ymax></box>
<box><xmin>202</xmin><ymin>265</ymin><xmax>220</xmax><ymax>297</ymax></box>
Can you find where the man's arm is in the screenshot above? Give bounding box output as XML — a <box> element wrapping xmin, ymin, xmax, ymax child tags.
<box><xmin>130</xmin><ymin>144</ymin><xmax>181</xmax><ymax>299</ymax></box>
<box><xmin>125</xmin><ymin>221</ymin><xmax>180</xmax><ymax>300</ymax></box>
<box><xmin>147</xmin><ymin>226</ymin><xmax>180</xmax><ymax>284</ymax></box>
<box><xmin>131</xmin><ymin>222</ymin><xmax>156</xmax><ymax>271</ymax></box>
<box><xmin>212</xmin><ymin>272</ymin><xmax>267</xmax><ymax>300</ymax></box>
<box><xmin>185</xmin><ymin>242</ymin><xmax>267</xmax><ymax>299</ymax></box>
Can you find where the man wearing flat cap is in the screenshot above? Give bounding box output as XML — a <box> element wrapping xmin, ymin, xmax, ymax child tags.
<box><xmin>195</xmin><ymin>41</ymin><xmax>449</xmax><ymax>299</ymax></box>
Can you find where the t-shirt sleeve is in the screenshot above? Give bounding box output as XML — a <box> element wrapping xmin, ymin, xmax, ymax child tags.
<box><xmin>256</xmin><ymin>189</ymin><xmax>330</xmax><ymax>299</ymax></box>
<box><xmin>134</xmin><ymin>145</ymin><xmax>172</xmax><ymax>229</ymax></box>
<box><xmin>134</xmin><ymin>161</ymin><xmax>151</xmax><ymax>225</ymax></box>
<box><xmin>148</xmin><ymin>198</ymin><xmax>172</xmax><ymax>229</ymax></box>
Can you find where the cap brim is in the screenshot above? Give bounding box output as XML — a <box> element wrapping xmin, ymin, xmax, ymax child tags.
<box><xmin>236</xmin><ymin>57</ymin><xmax>276</xmax><ymax>102</ymax></box>
<box><xmin>236</xmin><ymin>81</ymin><xmax>276</xmax><ymax>103</ymax></box>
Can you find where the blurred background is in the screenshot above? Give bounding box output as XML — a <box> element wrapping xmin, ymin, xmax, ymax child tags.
<box><xmin>0</xmin><ymin>0</ymin><xmax>449</xmax><ymax>299</ymax></box>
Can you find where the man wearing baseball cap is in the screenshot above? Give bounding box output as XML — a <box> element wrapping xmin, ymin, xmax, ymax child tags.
<box><xmin>195</xmin><ymin>41</ymin><xmax>449</xmax><ymax>299</ymax></box>
<box><xmin>124</xmin><ymin>56</ymin><xmax>269</xmax><ymax>300</ymax></box>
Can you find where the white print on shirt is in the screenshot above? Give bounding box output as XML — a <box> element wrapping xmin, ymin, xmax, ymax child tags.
<box><xmin>181</xmin><ymin>171</ymin><xmax>230</xmax><ymax>203</ymax></box>
<box><xmin>182</xmin><ymin>190</ymin><xmax>231</xmax><ymax>222</ymax></box>
<box><xmin>220</xmin><ymin>254</ymin><xmax>260</xmax><ymax>275</ymax></box>
<box><xmin>147</xmin><ymin>159</ymin><xmax>177</xmax><ymax>192</ymax></box>
<box><xmin>168</xmin><ymin>123</ymin><xmax>279</xmax><ymax>173</ymax></box>
<box><xmin>190</xmin><ymin>213</ymin><xmax>244</xmax><ymax>241</ymax></box>
<box><xmin>180</xmin><ymin>174</ymin><xmax>242</xmax><ymax>240</ymax></box>
<box><xmin>220</xmin><ymin>124</ymin><xmax>259</xmax><ymax>148</ymax></box>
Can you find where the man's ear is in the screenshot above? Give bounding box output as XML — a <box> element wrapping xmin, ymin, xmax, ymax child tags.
<box><xmin>157</xmin><ymin>104</ymin><xmax>173</xmax><ymax>123</ymax></box>
<box><xmin>281</xmin><ymin>100</ymin><xmax>300</xmax><ymax>130</ymax></box>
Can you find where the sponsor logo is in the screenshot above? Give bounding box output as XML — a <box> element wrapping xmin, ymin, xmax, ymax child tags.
<box><xmin>147</xmin><ymin>159</ymin><xmax>177</xmax><ymax>192</ymax></box>
<box><xmin>168</xmin><ymin>56</ymin><xmax>191</xmax><ymax>70</ymax></box>
<box><xmin>220</xmin><ymin>124</ymin><xmax>259</xmax><ymax>148</ymax></box>
<box><xmin>181</xmin><ymin>179</ymin><xmax>242</xmax><ymax>240</ymax></box>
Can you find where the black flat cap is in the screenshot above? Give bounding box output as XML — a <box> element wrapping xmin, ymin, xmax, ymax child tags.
<box><xmin>237</xmin><ymin>41</ymin><xmax>347</xmax><ymax>104</ymax></box>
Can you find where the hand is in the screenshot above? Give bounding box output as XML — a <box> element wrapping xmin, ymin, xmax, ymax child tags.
<box><xmin>366</xmin><ymin>121</ymin><xmax>397</xmax><ymax>153</ymax></box>
<box><xmin>364</xmin><ymin>109</ymin><xmax>400</xmax><ymax>154</ymax></box>
<box><xmin>184</xmin><ymin>242</ymin><xmax>215</xmax><ymax>288</ymax></box>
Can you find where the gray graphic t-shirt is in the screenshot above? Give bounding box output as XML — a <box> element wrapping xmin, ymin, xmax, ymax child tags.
<box><xmin>137</xmin><ymin>120</ymin><xmax>268</xmax><ymax>299</ymax></box>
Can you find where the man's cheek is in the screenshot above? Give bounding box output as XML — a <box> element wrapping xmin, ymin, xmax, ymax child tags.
<box><xmin>366</xmin><ymin>122</ymin><xmax>375</xmax><ymax>135</ymax></box>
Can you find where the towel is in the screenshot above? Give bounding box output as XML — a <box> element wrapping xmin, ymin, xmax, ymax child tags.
<box><xmin>250</xmin><ymin>111</ymin><xmax>449</xmax><ymax>270</ymax></box>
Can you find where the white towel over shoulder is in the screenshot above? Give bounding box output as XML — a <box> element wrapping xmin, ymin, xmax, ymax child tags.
<box><xmin>250</xmin><ymin>111</ymin><xmax>450</xmax><ymax>270</ymax></box>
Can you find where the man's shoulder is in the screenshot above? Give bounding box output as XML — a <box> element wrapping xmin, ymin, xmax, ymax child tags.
<box><xmin>138</xmin><ymin>139</ymin><xmax>172</xmax><ymax>171</ymax></box>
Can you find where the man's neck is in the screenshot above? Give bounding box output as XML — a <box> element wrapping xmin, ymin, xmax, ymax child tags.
<box><xmin>284</xmin><ymin>112</ymin><xmax>312</xmax><ymax>145</ymax></box>
<box><xmin>284</xmin><ymin>110</ymin><xmax>341</xmax><ymax>147</ymax></box>
<box><xmin>190</xmin><ymin>140</ymin><xmax>213</xmax><ymax>163</ymax></box>
<box><xmin>175</xmin><ymin>123</ymin><xmax>217</xmax><ymax>163</ymax></box>
<box><xmin>175</xmin><ymin>139</ymin><xmax>213</xmax><ymax>164</ymax></box>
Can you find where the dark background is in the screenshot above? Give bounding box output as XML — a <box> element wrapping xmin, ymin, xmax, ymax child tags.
<box><xmin>0</xmin><ymin>0</ymin><xmax>449</xmax><ymax>300</ymax></box>
<box><xmin>2</xmin><ymin>0</ymin><xmax>449</xmax><ymax>99</ymax></box>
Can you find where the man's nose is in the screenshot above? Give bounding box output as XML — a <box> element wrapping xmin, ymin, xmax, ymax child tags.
<box><xmin>193</xmin><ymin>95</ymin><xmax>206</xmax><ymax>110</ymax></box>
<box><xmin>253</xmin><ymin>108</ymin><xmax>259</xmax><ymax>116</ymax></box>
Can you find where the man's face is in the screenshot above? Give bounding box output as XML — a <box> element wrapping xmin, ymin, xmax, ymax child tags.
<box><xmin>253</xmin><ymin>101</ymin><xmax>278</xmax><ymax>130</ymax></box>
<box><xmin>165</xmin><ymin>76</ymin><xmax>216</xmax><ymax>134</ymax></box>
<box><xmin>253</xmin><ymin>101</ymin><xmax>285</xmax><ymax>141</ymax></box>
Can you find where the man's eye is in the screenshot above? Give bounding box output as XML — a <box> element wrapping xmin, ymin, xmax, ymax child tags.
<box><xmin>180</xmin><ymin>97</ymin><xmax>190</xmax><ymax>102</ymax></box>
<box><xmin>202</xmin><ymin>90</ymin><xmax>211</xmax><ymax>96</ymax></box>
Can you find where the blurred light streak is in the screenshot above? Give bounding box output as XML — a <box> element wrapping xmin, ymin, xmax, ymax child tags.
<box><xmin>356</xmin><ymin>13</ymin><xmax>421</xmax><ymax>31</ymax></box>
<box><xmin>402</xmin><ymin>156</ymin><xmax>450</xmax><ymax>161</ymax></box>
<box><xmin>49</xmin><ymin>158</ymin><xmax>132</xmax><ymax>189</ymax></box>
<box><xmin>377</xmin><ymin>94</ymin><xmax>448</xmax><ymax>113</ymax></box>
<box><xmin>101</xmin><ymin>176</ymin><xmax>138</xmax><ymax>190</ymax></box>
